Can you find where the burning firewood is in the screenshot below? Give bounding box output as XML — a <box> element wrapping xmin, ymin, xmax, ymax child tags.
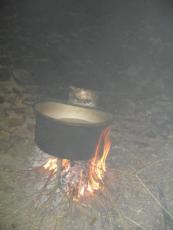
<box><xmin>34</xmin><ymin>127</ymin><xmax>111</xmax><ymax>202</ymax></box>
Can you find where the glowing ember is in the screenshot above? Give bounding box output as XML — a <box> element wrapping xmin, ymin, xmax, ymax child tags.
<box><xmin>39</xmin><ymin>127</ymin><xmax>111</xmax><ymax>201</ymax></box>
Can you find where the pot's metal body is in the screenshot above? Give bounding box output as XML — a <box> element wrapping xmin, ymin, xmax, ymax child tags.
<box><xmin>35</xmin><ymin>102</ymin><xmax>113</xmax><ymax>161</ymax></box>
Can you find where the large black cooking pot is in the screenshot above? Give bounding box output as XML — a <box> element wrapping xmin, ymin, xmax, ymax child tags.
<box><xmin>35</xmin><ymin>101</ymin><xmax>113</xmax><ymax>161</ymax></box>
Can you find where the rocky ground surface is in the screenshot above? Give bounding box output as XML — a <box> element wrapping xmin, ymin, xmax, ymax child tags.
<box><xmin>1</xmin><ymin>0</ymin><xmax>173</xmax><ymax>229</ymax></box>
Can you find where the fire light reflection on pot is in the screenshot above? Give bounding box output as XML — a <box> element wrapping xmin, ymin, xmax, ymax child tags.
<box><xmin>41</xmin><ymin>127</ymin><xmax>111</xmax><ymax>201</ymax></box>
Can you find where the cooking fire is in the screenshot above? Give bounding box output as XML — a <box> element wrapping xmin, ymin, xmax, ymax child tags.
<box><xmin>36</xmin><ymin>127</ymin><xmax>111</xmax><ymax>202</ymax></box>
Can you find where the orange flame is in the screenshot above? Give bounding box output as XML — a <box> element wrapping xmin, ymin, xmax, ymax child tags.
<box><xmin>87</xmin><ymin>127</ymin><xmax>111</xmax><ymax>194</ymax></box>
<box><xmin>42</xmin><ymin>158</ymin><xmax>58</xmax><ymax>175</ymax></box>
<box><xmin>62</xmin><ymin>159</ymin><xmax>71</xmax><ymax>171</ymax></box>
<box><xmin>75</xmin><ymin>127</ymin><xmax>111</xmax><ymax>199</ymax></box>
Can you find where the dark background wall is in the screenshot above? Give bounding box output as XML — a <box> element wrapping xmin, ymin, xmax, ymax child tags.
<box><xmin>0</xmin><ymin>0</ymin><xmax>173</xmax><ymax>96</ymax></box>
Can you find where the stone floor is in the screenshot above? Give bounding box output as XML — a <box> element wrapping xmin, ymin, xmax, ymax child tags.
<box><xmin>1</xmin><ymin>0</ymin><xmax>173</xmax><ymax>229</ymax></box>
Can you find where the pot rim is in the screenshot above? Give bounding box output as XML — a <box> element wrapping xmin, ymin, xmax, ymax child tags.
<box><xmin>34</xmin><ymin>100</ymin><xmax>113</xmax><ymax>128</ymax></box>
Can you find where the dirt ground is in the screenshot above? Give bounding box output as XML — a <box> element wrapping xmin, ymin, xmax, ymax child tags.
<box><xmin>1</xmin><ymin>0</ymin><xmax>173</xmax><ymax>229</ymax></box>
